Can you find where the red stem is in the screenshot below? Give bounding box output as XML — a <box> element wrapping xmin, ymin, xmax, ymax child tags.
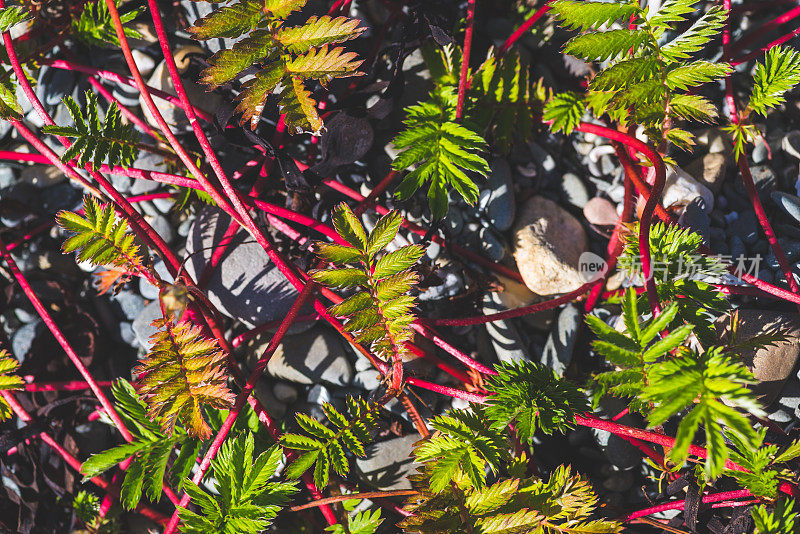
<box><xmin>623</xmin><ymin>489</ymin><xmax>752</xmax><ymax>521</ymax></box>
<box><xmin>1</xmin><ymin>391</ymin><xmax>169</xmax><ymax>525</ymax></box>
<box><xmin>724</xmin><ymin>5</ymin><xmax>800</xmax><ymax>60</ymax></box>
<box><xmin>455</xmin><ymin>0</ymin><xmax>476</xmax><ymax>120</ymax></box>
<box><xmin>498</xmin><ymin>2</ymin><xmax>552</xmax><ymax>55</ymax></box>
<box><xmin>0</xmin><ymin>236</ymin><xmax>134</xmax><ymax>442</ymax></box>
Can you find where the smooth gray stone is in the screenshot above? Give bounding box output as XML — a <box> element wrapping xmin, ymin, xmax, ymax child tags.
<box><xmin>354</xmin><ymin>369</ymin><xmax>381</xmax><ymax>390</ymax></box>
<box><xmin>355</xmin><ymin>435</ymin><xmax>421</xmax><ymax>490</ymax></box>
<box><xmin>12</xmin><ymin>321</ymin><xmax>41</xmax><ymax>360</ymax></box>
<box><xmin>110</xmin><ymin>292</ymin><xmax>146</xmax><ymax>321</ymax></box>
<box><xmin>138</xmin><ymin>259</ymin><xmax>173</xmax><ymax>300</ymax></box>
<box><xmin>483</xmin><ymin>291</ymin><xmax>530</xmax><ymax>364</ymax></box>
<box><xmin>185</xmin><ymin>206</ymin><xmax>310</xmax><ymax>328</ymax></box>
<box><xmin>561</xmin><ymin>172</ymin><xmax>590</xmax><ymax>209</ymax></box>
<box><xmin>272</xmin><ymin>382</ymin><xmax>298</xmax><ymax>403</ymax></box>
<box><xmin>247</xmin><ymin>327</ymin><xmax>354</xmax><ymax>386</ymax></box>
<box><xmin>540</xmin><ymin>304</ymin><xmax>581</xmax><ymax>377</ymax></box>
<box><xmin>132</xmin><ymin>301</ymin><xmax>163</xmax><ymax>351</ymax></box>
<box><xmin>485</xmin><ymin>159</ymin><xmax>515</xmax><ymax>231</ymax></box>
<box><xmin>480</xmin><ymin>226</ymin><xmax>506</xmax><ymax>262</ymax></box>
<box><xmin>772</xmin><ymin>191</ymin><xmax>800</xmax><ymax>224</ymax></box>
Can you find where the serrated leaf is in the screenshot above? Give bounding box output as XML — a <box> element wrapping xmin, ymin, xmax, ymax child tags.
<box><xmin>234</xmin><ymin>57</ymin><xmax>286</xmax><ymax>128</ymax></box>
<box><xmin>275</xmin><ymin>16</ymin><xmax>364</xmax><ymax>53</ymax></box>
<box><xmin>200</xmin><ymin>30</ymin><xmax>277</xmax><ymax>87</ymax></box>
<box><xmin>373</xmin><ymin>246</ymin><xmax>425</xmax><ymax>279</ymax></box>
<box><xmin>279</xmin><ymin>76</ymin><xmax>323</xmax><ymax>134</ymax></box>
<box><xmin>749</xmin><ymin>45</ymin><xmax>800</xmax><ymax>117</ymax></box>
<box><xmin>189</xmin><ymin>0</ymin><xmax>264</xmax><ymax>40</ymax></box>
<box><xmin>543</xmin><ymin>92</ymin><xmax>584</xmax><ymax>134</ymax></box>
<box><xmin>564</xmin><ymin>29</ymin><xmax>650</xmax><ymax>62</ymax></box>
<box><xmin>550</xmin><ymin>0</ymin><xmax>641</xmax><ymax>31</ymax></box>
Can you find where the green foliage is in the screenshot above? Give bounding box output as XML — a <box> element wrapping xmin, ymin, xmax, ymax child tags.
<box><xmin>547</xmin><ymin>0</ymin><xmax>730</xmax><ymax>149</ymax></box>
<box><xmin>325</xmin><ymin>505</ymin><xmax>383</xmax><ymax>534</ymax></box>
<box><xmin>73</xmin><ymin>490</ymin><xmax>101</xmax><ymax>525</ymax></box>
<box><xmin>749</xmin><ymin>45</ymin><xmax>800</xmax><ymax>117</ymax></box>
<box><xmin>42</xmin><ymin>91</ymin><xmax>137</xmax><ymax>170</ymax></box>
<box><xmin>484</xmin><ymin>361</ymin><xmax>587</xmax><ymax>442</ymax></box>
<box><xmin>0</xmin><ymin>350</ymin><xmax>23</xmax><ymax>422</ymax></box>
<box><xmin>588</xmin><ymin>288</ymin><xmax>692</xmax><ymax>413</ymax></box>
<box><xmin>752</xmin><ymin>499</ymin><xmax>798</xmax><ymax>534</ymax></box>
<box><xmin>312</xmin><ymin>203</ymin><xmax>423</xmax><ymax>369</ymax></box>
<box><xmin>70</xmin><ymin>0</ymin><xmax>142</xmax><ymax>47</ymax></box>
<box><xmin>135</xmin><ymin>316</ymin><xmax>234</xmax><ymax>439</ymax></box>
<box><xmin>190</xmin><ymin>0</ymin><xmax>364</xmax><ymax>133</ymax></box>
<box><xmin>413</xmin><ymin>407</ymin><xmax>506</xmax><ymax>493</ymax></box>
<box><xmin>619</xmin><ymin>222</ymin><xmax>728</xmax><ymax>343</ymax></box>
<box><xmin>727</xmin><ymin>428</ymin><xmax>800</xmax><ymax>499</ymax></box>
<box><xmin>400</xmin><ymin>463</ymin><xmax>621</xmax><ymax>533</ymax></box>
<box><xmin>56</xmin><ymin>196</ymin><xmax>144</xmax><ymax>274</ymax></box>
<box><xmin>468</xmin><ymin>48</ymin><xmax>545</xmax><ymax>153</ymax></box>
<box><xmin>81</xmin><ymin>380</ymin><xmax>202</xmax><ymax>510</ymax></box>
<box><xmin>0</xmin><ymin>71</ymin><xmax>22</xmax><ymax>120</ymax></box>
<box><xmin>643</xmin><ymin>345</ymin><xmax>762</xmax><ymax>479</ymax></box>
<box><xmin>280</xmin><ymin>396</ymin><xmax>378</xmax><ymax>489</ymax></box>
<box><xmin>391</xmin><ymin>87</ymin><xmax>489</xmax><ymax>219</ymax></box>
<box><xmin>0</xmin><ymin>6</ymin><xmax>28</xmax><ymax>32</ymax></box>
<box><xmin>179</xmin><ymin>432</ymin><xmax>298</xmax><ymax>534</ymax></box>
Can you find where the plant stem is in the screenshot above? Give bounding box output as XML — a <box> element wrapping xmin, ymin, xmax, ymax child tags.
<box><xmin>498</xmin><ymin>1</ymin><xmax>552</xmax><ymax>55</ymax></box>
<box><xmin>0</xmin><ymin>391</ymin><xmax>169</xmax><ymax>525</ymax></box>
<box><xmin>291</xmin><ymin>490</ymin><xmax>419</xmax><ymax>511</ymax></box>
<box><xmin>455</xmin><ymin>0</ymin><xmax>477</xmax><ymax>120</ymax></box>
<box><xmin>623</xmin><ymin>489</ymin><xmax>752</xmax><ymax>521</ymax></box>
<box><xmin>0</xmin><ymin>236</ymin><xmax>134</xmax><ymax>442</ymax></box>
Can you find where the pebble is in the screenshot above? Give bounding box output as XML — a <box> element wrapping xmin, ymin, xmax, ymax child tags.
<box><xmin>677</xmin><ymin>197</ymin><xmax>710</xmax><ymax>242</ymax></box>
<box><xmin>138</xmin><ymin>259</ymin><xmax>173</xmax><ymax>300</ymax></box>
<box><xmin>751</xmin><ymin>165</ymin><xmax>777</xmax><ymax>194</ymax></box>
<box><xmin>249</xmin><ymin>327</ymin><xmax>353</xmax><ymax>386</ymax></box>
<box><xmin>146</xmin><ymin>214</ymin><xmax>175</xmax><ymax>245</ymax></box>
<box><xmin>732</xmin><ymin>210</ymin><xmax>759</xmax><ymax>245</ymax></box>
<box><xmin>110</xmin><ymin>292</ymin><xmax>146</xmax><ymax>321</ymax></box>
<box><xmin>142</xmin><ymin>56</ymin><xmax>221</xmax><ymax>130</ymax></box>
<box><xmin>776</xmin><ymin>380</ymin><xmax>800</xmax><ymax>413</ymax></box>
<box><xmin>772</xmin><ymin>191</ymin><xmax>800</xmax><ymax>224</ymax></box>
<box><xmin>184</xmin><ymin>207</ymin><xmax>313</xmax><ymax>328</ymax></box>
<box><xmin>583</xmin><ymin>197</ymin><xmax>618</xmax><ymax>226</ymax></box>
<box><xmin>131</xmin><ymin>50</ymin><xmax>156</xmax><ymax>77</ymax></box>
<box><xmin>272</xmin><ymin>382</ymin><xmax>298</xmax><ymax>403</ymax></box>
<box><xmin>20</xmin><ymin>165</ymin><xmax>66</xmax><ymax>187</ymax></box>
<box><xmin>782</xmin><ymin>130</ymin><xmax>800</xmax><ymax>160</ymax></box>
<box><xmin>540</xmin><ymin>304</ymin><xmax>581</xmax><ymax>376</ymax></box>
<box><xmin>0</xmin><ymin>167</ymin><xmax>14</xmax><ymax>189</ymax></box>
<box><xmin>354</xmin><ymin>369</ymin><xmax>381</xmax><ymax>390</ymax></box>
<box><xmin>119</xmin><ymin>321</ymin><xmax>137</xmax><ymax>346</ymax></box>
<box><xmin>685</xmin><ymin>153</ymin><xmax>727</xmax><ymax>193</ymax></box>
<box><xmin>513</xmin><ymin>196</ymin><xmax>589</xmax><ymax>296</ymax></box>
<box><xmin>479</xmin><ymin>226</ymin><xmax>505</xmax><ymax>262</ymax></box>
<box><xmin>729</xmin><ymin>235</ymin><xmax>746</xmax><ymax>260</ymax></box>
<box><xmin>11</xmin><ymin>321</ymin><xmax>41</xmax><ymax>360</ymax></box>
<box><xmin>307</xmin><ymin>384</ymin><xmax>331</xmax><ymax>405</ymax></box>
<box><xmin>603</xmin><ymin>470</ymin><xmax>634</xmax><ymax>493</ymax></box>
<box><xmin>716</xmin><ymin>309</ymin><xmax>800</xmax><ymax>404</ymax></box>
<box><xmin>593</xmin><ymin>400</ymin><xmax>642</xmax><ymax>470</ymax></box>
<box><xmin>355</xmin><ymin>435</ymin><xmax>421</xmax><ymax>490</ymax></box>
<box><xmin>753</xmin><ymin>137</ymin><xmax>770</xmax><ymax>164</ymax></box>
<box><xmin>484</xmin><ymin>159</ymin><xmax>515</xmax><ymax>231</ymax></box>
<box><xmin>483</xmin><ymin>291</ymin><xmax>530</xmax><ymax>363</ymax></box>
<box><xmin>112</xmin><ymin>85</ymin><xmax>141</xmax><ymax>108</ymax></box>
<box><xmin>131</xmin><ymin>302</ymin><xmax>163</xmax><ymax>351</ymax></box>
<box><xmin>662</xmin><ymin>166</ymin><xmax>714</xmax><ymax>212</ymax></box>
<box><xmin>560</xmin><ymin>172</ymin><xmax>590</xmax><ymax>209</ymax></box>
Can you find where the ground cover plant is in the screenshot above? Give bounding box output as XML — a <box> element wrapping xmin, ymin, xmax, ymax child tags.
<box><xmin>4</xmin><ymin>0</ymin><xmax>800</xmax><ymax>532</ymax></box>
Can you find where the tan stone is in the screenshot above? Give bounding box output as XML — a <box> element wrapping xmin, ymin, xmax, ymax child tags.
<box><xmin>716</xmin><ymin>309</ymin><xmax>800</xmax><ymax>404</ymax></box>
<box><xmin>512</xmin><ymin>196</ymin><xmax>588</xmax><ymax>296</ymax></box>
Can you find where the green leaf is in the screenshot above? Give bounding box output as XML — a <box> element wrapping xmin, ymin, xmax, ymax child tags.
<box><xmin>661</xmin><ymin>6</ymin><xmax>726</xmax><ymax>62</ymax></box>
<box><xmin>392</xmin><ymin>89</ymin><xmax>488</xmax><ymax>218</ymax></box>
<box><xmin>234</xmin><ymin>57</ymin><xmax>286</xmax><ymax>128</ymax></box>
<box><xmin>543</xmin><ymin>92</ymin><xmax>585</xmax><ymax>134</ymax></box>
<box><xmin>188</xmin><ymin>0</ymin><xmax>265</xmax><ymax>40</ymax></box>
<box><xmin>279</xmin><ymin>76</ymin><xmax>323</xmax><ymax>134</ymax></box>
<box><xmin>315</xmin><ymin>243</ymin><xmax>365</xmax><ymax>265</ymax></box>
<box><xmin>563</xmin><ymin>29</ymin><xmax>650</xmax><ymax>63</ymax></box>
<box><xmin>373</xmin><ymin>246</ymin><xmax>425</xmax><ymax>280</ymax></box>
<box><xmin>275</xmin><ymin>15</ymin><xmax>364</xmax><ymax>53</ymax></box>
<box><xmin>749</xmin><ymin>45</ymin><xmax>800</xmax><ymax>117</ymax></box>
<box><xmin>81</xmin><ymin>441</ymin><xmax>150</xmax><ymax>479</ymax></box>
<box><xmin>485</xmin><ymin>361</ymin><xmax>588</xmax><ymax>441</ymax></box>
<box><xmin>312</xmin><ymin>267</ymin><xmax>369</xmax><ymax>288</ymax></box>
<box><xmin>366</xmin><ymin>211</ymin><xmax>403</xmax><ymax>256</ymax></box>
<box><xmin>666</xmin><ymin>61</ymin><xmax>733</xmax><ymax>91</ymax></box>
<box><xmin>0</xmin><ymin>6</ymin><xmax>29</xmax><ymax>32</ymax></box>
<box><xmin>550</xmin><ymin>0</ymin><xmax>641</xmax><ymax>31</ymax></box>
<box><xmin>42</xmin><ymin>91</ymin><xmax>137</xmax><ymax>169</ymax></box>
<box><xmin>669</xmin><ymin>94</ymin><xmax>718</xmax><ymax>123</ymax></box>
<box><xmin>263</xmin><ymin>0</ymin><xmax>307</xmax><ymax>19</ymax></box>
<box><xmin>200</xmin><ymin>31</ymin><xmax>276</xmax><ymax>87</ymax></box>
<box><xmin>285</xmin><ymin>45</ymin><xmax>363</xmax><ymax>83</ymax></box>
